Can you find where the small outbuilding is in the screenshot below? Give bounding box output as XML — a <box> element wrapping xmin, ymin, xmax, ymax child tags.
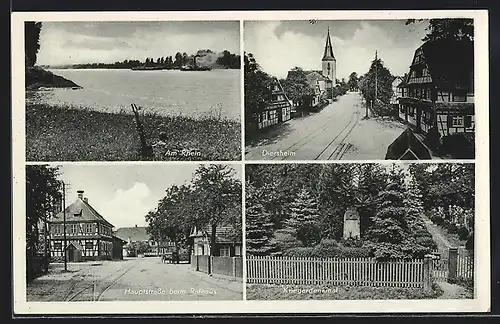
<box><xmin>65</xmin><ymin>242</ymin><xmax>83</xmax><ymax>262</ymax></box>
<box><xmin>385</xmin><ymin>127</ymin><xmax>432</xmax><ymax>160</ymax></box>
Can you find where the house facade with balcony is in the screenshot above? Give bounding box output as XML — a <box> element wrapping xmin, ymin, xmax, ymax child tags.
<box><xmin>398</xmin><ymin>38</ymin><xmax>474</xmax><ymax>138</ymax></box>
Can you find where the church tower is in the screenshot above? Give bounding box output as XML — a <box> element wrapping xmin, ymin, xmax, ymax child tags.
<box><xmin>322</xmin><ymin>27</ymin><xmax>336</xmax><ymax>84</ymax></box>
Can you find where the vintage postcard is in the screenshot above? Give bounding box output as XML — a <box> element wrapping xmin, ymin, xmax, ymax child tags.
<box><xmin>12</xmin><ymin>9</ymin><xmax>489</xmax><ymax>315</ymax></box>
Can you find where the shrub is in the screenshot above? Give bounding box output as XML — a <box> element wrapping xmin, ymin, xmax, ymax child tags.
<box><xmin>430</xmin><ymin>215</ymin><xmax>444</xmax><ymax>225</ymax></box>
<box><xmin>446</xmin><ymin>222</ymin><xmax>458</xmax><ymax>234</ymax></box>
<box><xmin>458</xmin><ymin>226</ymin><xmax>470</xmax><ymax>241</ymax></box>
<box><xmin>341</xmin><ymin>237</ymin><xmax>364</xmax><ymax>248</ymax></box>
<box><xmin>282</xmin><ymin>247</ymin><xmax>315</xmax><ymax>258</ymax></box>
<box><xmin>283</xmin><ymin>244</ymin><xmax>370</xmax><ymax>259</ymax></box>
<box><xmin>415</xmin><ymin>236</ymin><xmax>438</xmax><ymax>251</ymax></box>
<box><xmin>271</xmin><ymin>229</ymin><xmax>303</xmax><ymax>252</ymax></box>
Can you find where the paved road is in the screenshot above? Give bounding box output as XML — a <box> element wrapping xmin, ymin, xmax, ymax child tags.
<box><xmin>245</xmin><ymin>92</ymin><xmax>406</xmax><ymax>161</ymax></box>
<box><xmin>27</xmin><ymin>257</ymin><xmax>243</xmax><ymax>301</ymax></box>
<box><xmin>246</xmin><ymin>92</ymin><xmax>362</xmax><ymax>160</ymax></box>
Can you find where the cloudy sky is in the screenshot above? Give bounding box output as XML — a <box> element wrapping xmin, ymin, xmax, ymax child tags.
<box><xmin>36</xmin><ymin>21</ymin><xmax>240</xmax><ymax>65</ymax></box>
<box><xmin>54</xmin><ymin>163</ymin><xmax>242</xmax><ymax>229</ymax></box>
<box><xmin>244</xmin><ymin>20</ymin><xmax>430</xmax><ymax>80</ymax></box>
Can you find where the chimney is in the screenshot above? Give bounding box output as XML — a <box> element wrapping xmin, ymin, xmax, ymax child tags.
<box><xmin>77</xmin><ymin>190</ymin><xmax>84</xmax><ymax>200</ymax></box>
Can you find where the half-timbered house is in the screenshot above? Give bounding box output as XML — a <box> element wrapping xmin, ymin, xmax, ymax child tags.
<box><xmin>256</xmin><ymin>77</ymin><xmax>292</xmax><ymax>130</ymax></box>
<box><xmin>398</xmin><ymin>38</ymin><xmax>474</xmax><ymax>138</ymax></box>
<box><xmin>49</xmin><ymin>190</ymin><xmax>116</xmax><ymax>261</ymax></box>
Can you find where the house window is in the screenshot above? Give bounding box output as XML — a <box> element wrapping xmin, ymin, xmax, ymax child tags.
<box><xmin>261</xmin><ymin>111</ymin><xmax>268</xmax><ymax>122</ymax></box>
<box><xmin>54</xmin><ymin>242</ymin><xmax>62</xmax><ymax>250</ymax></box>
<box><xmin>84</xmin><ymin>223</ymin><xmax>92</xmax><ymax>234</ymax></box>
<box><xmin>70</xmin><ymin>224</ymin><xmax>77</xmax><ymax>235</ymax></box>
<box><xmin>269</xmin><ymin>110</ymin><xmax>278</xmax><ymax>124</ymax></box>
<box><xmin>452</xmin><ymin>91</ymin><xmax>467</xmax><ymax>102</ymax></box>
<box><xmin>452</xmin><ymin>116</ymin><xmax>465</xmax><ymax>127</ymax></box>
<box><xmin>220</xmin><ymin>246</ymin><xmax>230</xmax><ymax>257</ymax></box>
<box><xmin>234</xmin><ymin>245</ymin><xmax>242</xmax><ymax>256</ymax></box>
<box><xmin>53</xmin><ymin>224</ymin><xmax>61</xmax><ymax>235</ymax></box>
<box><xmin>85</xmin><ymin>242</ymin><xmax>93</xmax><ymax>250</ymax></box>
<box><xmin>409</xmin><ymin>107</ymin><xmax>415</xmax><ymax>117</ymax></box>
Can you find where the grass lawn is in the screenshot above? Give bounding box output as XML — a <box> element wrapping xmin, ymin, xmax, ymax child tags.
<box><xmin>26</xmin><ymin>104</ymin><xmax>241</xmax><ymax>161</ymax></box>
<box><xmin>246</xmin><ymin>284</ymin><xmax>444</xmax><ymax>300</ymax></box>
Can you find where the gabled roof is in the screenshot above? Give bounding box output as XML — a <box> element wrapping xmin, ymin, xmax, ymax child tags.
<box><xmin>385</xmin><ymin>128</ymin><xmax>432</xmax><ymax>160</ymax></box>
<box><xmin>51</xmin><ymin>198</ymin><xmax>114</xmax><ymax>228</ymax></box>
<box><xmin>189</xmin><ymin>224</ymin><xmax>242</xmax><ymax>244</ymax></box>
<box><xmin>66</xmin><ymin>241</ymin><xmax>83</xmax><ymax>251</ymax></box>
<box><xmin>410</xmin><ymin>38</ymin><xmax>473</xmax><ymax>91</ymax></box>
<box><xmin>114</xmin><ymin>226</ymin><xmax>150</xmax><ymax>242</ymax></box>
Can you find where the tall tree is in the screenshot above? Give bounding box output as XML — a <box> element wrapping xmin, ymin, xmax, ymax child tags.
<box><xmin>244</xmin><ymin>52</ymin><xmax>274</xmax><ymax>137</ymax></box>
<box><xmin>25</xmin><ymin>22</ymin><xmax>42</xmax><ymax>67</ymax></box>
<box><xmin>406</xmin><ymin>18</ymin><xmax>474</xmax><ymax>42</ymax></box>
<box><xmin>26</xmin><ymin>165</ymin><xmax>62</xmax><ymax>278</ymax></box>
<box><xmin>174</xmin><ymin>52</ymin><xmax>182</xmax><ymax>67</ymax></box>
<box><xmin>245</xmin><ymin>181</ymin><xmax>279</xmax><ymax>256</ymax></box>
<box><xmin>359</xmin><ymin>55</ymin><xmax>394</xmax><ymax>105</ymax></box>
<box><xmin>281</xmin><ymin>67</ymin><xmax>315</xmax><ymax>108</ymax></box>
<box><xmin>190</xmin><ymin>164</ymin><xmax>242</xmax><ymax>256</ymax></box>
<box><xmin>347</xmin><ymin>72</ymin><xmax>359</xmax><ymax>91</ymax></box>
<box><xmin>285</xmin><ymin>187</ymin><xmax>321</xmax><ymax>247</ymax></box>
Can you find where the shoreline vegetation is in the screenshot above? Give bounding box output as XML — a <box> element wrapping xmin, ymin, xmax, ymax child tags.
<box><xmin>26</xmin><ymin>66</ymin><xmax>82</xmax><ymax>90</ymax></box>
<box><xmin>26</xmin><ymin>103</ymin><xmax>241</xmax><ymax>161</ymax></box>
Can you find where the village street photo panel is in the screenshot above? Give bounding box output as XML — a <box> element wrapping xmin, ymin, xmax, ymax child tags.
<box><xmin>245</xmin><ymin>162</ymin><xmax>476</xmax><ymax>300</ymax></box>
<box><xmin>24</xmin><ymin>20</ymin><xmax>242</xmax><ymax>162</ymax></box>
<box><xmin>24</xmin><ymin>163</ymin><xmax>243</xmax><ymax>302</ymax></box>
<box><xmin>244</xmin><ymin>19</ymin><xmax>476</xmax><ymax>161</ymax></box>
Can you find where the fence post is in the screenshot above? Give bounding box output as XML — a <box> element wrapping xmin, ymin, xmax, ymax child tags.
<box><xmin>232</xmin><ymin>257</ymin><xmax>236</xmax><ymax>277</ymax></box>
<box><xmin>448</xmin><ymin>247</ymin><xmax>458</xmax><ymax>280</ymax></box>
<box><xmin>423</xmin><ymin>254</ymin><xmax>433</xmax><ymax>291</ymax></box>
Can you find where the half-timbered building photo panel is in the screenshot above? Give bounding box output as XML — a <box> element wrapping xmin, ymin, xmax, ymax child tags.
<box><xmin>244</xmin><ymin>18</ymin><xmax>475</xmax><ymax>160</ymax></box>
<box><xmin>25</xmin><ymin>163</ymin><xmax>243</xmax><ymax>301</ymax></box>
<box><xmin>245</xmin><ymin>162</ymin><xmax>475</xmax><ymax>300</ymax></box>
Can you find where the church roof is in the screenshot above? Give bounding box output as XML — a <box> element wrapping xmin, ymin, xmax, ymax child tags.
<box><xmin>322</xmin><ymin>27</ymin><xmax>336</xmax><ymax>61</ymax></box>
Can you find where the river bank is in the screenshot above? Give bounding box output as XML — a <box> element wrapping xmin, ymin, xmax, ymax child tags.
<box><xmin>26</xmin><ymin>104</ymin><xmax>241</xmax><ymax>161</ymax></box>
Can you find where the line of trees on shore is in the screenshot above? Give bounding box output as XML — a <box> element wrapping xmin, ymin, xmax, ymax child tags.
<box><xmin>246</xmin><ymin>163</ymin><xmax>474</xmax><ymax>260</ymax></box>
<box><xmin>43</xmin><ymin>49</ymin><xmax>240</xmax><ymax>70</ymax></box>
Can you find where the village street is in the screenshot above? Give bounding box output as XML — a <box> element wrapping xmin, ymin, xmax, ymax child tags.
<box><xmin>245</xmin><ymin>91</ymin><xmax>407</xmax><ymax>160</ymax></box>
<box><xmin>27</xmin><ymin>257</ymin><xmax>243</xmax><ymax>301</ymax></box>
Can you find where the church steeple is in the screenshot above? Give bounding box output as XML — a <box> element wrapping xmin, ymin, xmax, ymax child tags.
<box><xmin>321</xmin><ymin>26</ymin><xmax>336</xmax><ymax>84</ymax></box>
<box><xmin>322</xmin><ymin>26</ymin><xmax>335</xmax><ymax>61</ymax></box>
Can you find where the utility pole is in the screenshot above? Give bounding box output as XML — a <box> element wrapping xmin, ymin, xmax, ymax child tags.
<box><xmin>375</xmin><ymin>50</ymin><xmax>378</xmax><ymax>103</ymax></box>
<box><xmin>62</xmin><ymin>181</ymin><xmax>67</xmax><ymax>272</ymax></box>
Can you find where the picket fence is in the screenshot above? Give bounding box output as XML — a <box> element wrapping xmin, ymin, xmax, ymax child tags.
<box><xmin>456</xmin><ymin>253</ymin><xmax>474</xmax><ymax>280</ymax></box>
<box><xmin>247</xmin><ymin>256</ymin><xmax>425</xmax><ymax>288</ymax></box>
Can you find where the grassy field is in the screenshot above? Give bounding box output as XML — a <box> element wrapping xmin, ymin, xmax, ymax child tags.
<box><xmin>26</xmin><ymin>104</ymin><xmax>241</xmax><ymax>161</ymax></box>
<box><xmin>246</xmin><ymin>284</ymin><xmax>444</xmax><ymax>300</ymax></box>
